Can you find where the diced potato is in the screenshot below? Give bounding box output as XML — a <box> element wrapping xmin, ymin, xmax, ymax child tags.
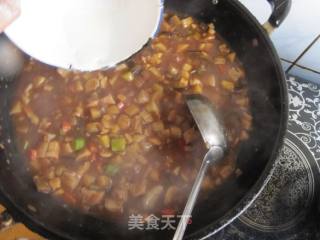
<box><xmin>149</xmin><ymin>67</ymin><xmax>161</xmax><ymax>78</ymax></box>
<box><xmin>46</xmin><ymin>167</ymin><xmax>56</xmax><ymax>179</ymax></box>
<box><xmin>24</xmin><ymin>106</ymin><xmax>39</xmax><ymax>125</ymax></box>
<box><xmin>181</xmin><ymin>70</ymin><xmax>190</xmax><ymax>79</ymax></box>
<box><xmin>43</xmin><ymin>84</ymin><xmax>53</xmax><ymax>92</ymax></box>
<box><xmin>236</xmin><ymin>97</ymin><xmax>248</xmax><ymax>107</ymax></box>
<box><xmin>82</xmin><ymin>174</ymin><xmax>96</xmax><ymax>187</ymax></box>
<box><xmin>170</xmin><ymin>15</ymin><xmax>181</xmax><ymax>26</ymax></box>
<box><xmin>74</xmin><ymin>80</ymin><xmax>84</xmax><ymax>92</ymax></box>
<box><xmin>130</xmin><ymin>181</ymin><xmax>147</xmax><ymax>197</ymax></box>
<box><xmin>76</xmin><ymin>148</ymin><xmax>91</xmax><ymax>162</ymax></box>
<box><xmin>228</xmin><ymin>67</ymin><xmax>244</xmax><ymax>82</ymax></box>
<box><xmin>62</xmin><ymin>142</ymin><xmax>73</xmax><ymax>155</ymax></box>
<box><xmin>228</xmin><ymin>52</ymin><xmax>236</xmax><ymax>62</ymax></box>
<box><xmin>57</xmin><ymin>68</ymin><xmax>70</xmax><ymax>78</ymax></box>
<box><xmin>96</xmin><ymin>175</ymin><xmax>112</xmax><ymax>189</ymax></box>
<box><xmin>55</xmin><ymin>166</ymin><xmax>66</xmax><ymax>177</ymax></box>
<box><xmin>105</xmin><ymin>198</ymin><xmax>123</xmax><ymax>213</ymax></box>
<box><xmin>152</xmin><ymin>84</ymin><xmax>164</xmax><ymax>99</ymax></box>
<box><xmin>219</xmin><ymin>44</ymin><xmax>230</xmax><ymax>54</ymax></box>
<box><xmin>146</xmin><ymin>101</ymin><xmax>160</xmax><ymax>117</ymax></box>
<box><xmin>170</xmin><ymin>126</ymin><xmax>182</xmax><ymax>138</ymax></box>
<box><xmin>153</xmin><ymin>43</ymin><xmax>167</xmax><ymax>52</ymax></box>
<box><xmin>149</xmin><ymin>169</ymin><xmax>160</xmax><ymax>181</ymax></box>
<box><xmin>182</xmin><ymin>63</ymin><xmax>192</xmax><ymax>72</ymax></box>
<box><xmin>101</xmin><ymin>115</ymin><xmax>112</xmax><ymax>129</ymax></box>
<box><xmin>101</xmin><ymin>94</ymin><xmax>116</xmax><ymax>105</ymax></box>
<box><xmin>46</xmin><ymin>141</ymin><xmax>60</xmax><ymax>159</ymax></box>
<box><xmin>204</xmin><ymin>75</ymin><xmax>216</xmax><ymax>87</ymax></box>
<box><xmin>109</xmin><ymin>75</ymin><xmax>119</xmax><ymax>86</ymax></box>
<box><xmin>86</xmin><ymin>122</ymin><xmax>101</xmax><ymax>133</ymax></box>
<box><xmin>143</xmin><ymin>185</ymin><xmax>164</xmax><ymax>210</ymax></box>
<box><xmin>136</xmin><ymin>90</ymin><xmax>150</xmax><ymax>104</ymax></box>
<box><xmin>90</xmin><ymin>107</ymin><xmax>101</xmax><ymax>120</ymax></box>
<box><xmin>122</xmin><ymin>71</ymin><xmax>134</xmax><ymax>82</ymax></box>
<box><xmin>99</xmin><ymin>75</ymin><xmax>108</xmax><ymax>88</ymax></box>
<box><xmin>221</xmin><ymin>80</ymin><xmax>235</xmax><ymax>91</ymax></box>
<box><xmin>85</xmin><ymin>78</ymin><xmax>100</xmax><ymax>92</ymax></box>
<box><xmin>99</xmin><ymin>135</ymin><xmax>110</xmax><ymax>148</ymax></box>
<box><xmin>125</xmin><ymin>104</ymin><xmax>139</xmax><ymax>116</ymax></box>
<box><xmin>214</xmin><ymin>57</ymin><xmax>226</xmax><ymax>65</ymax></box>
<box><xmin>113</xmin><ymin>188</ymin><xmax>128</xmax><ymax>202</ymax></box>
<box><xmin>34</xmin><ymin>76</ymin><xmax>46</xmax><ymax>87</ymax></box>
<box><xmin>117</xmin><ymin>94</ymin><xmax>126</xmax><ymax>102</ymax></box>
<box><xmin>240</xmin><ymin>130</ymin><xmax>249</xmax><ymax>140</ymax></box>
<box><xmin>110</xmin><ymin>124</ymin><xmax>120</xmax><ymax>134</ymax></box>
<box><xmin>10</xmin><ymin>101</ymin><xmax>22</xmax><ymax>115</ymax></box>
<box><xmin>190</xmin><ymin>78</ymin><xmax>201</xmax><ymax>86</ymax></box>
<box><xmin>141</xmin><ymin>111</ymin><xmax>153</xmax><ymax>124</ymax></box>
<box><xmin>34</xmin><ymin>176</ymin><xmax>51</xmax><ymax>193</ymax></box>
<box><xmin>133</xmin><ymin>135</ymin><xmax>145</xmax><ymax>143</ymax></box>
<box><xmin>77</xmin><ymin>162</ymin><xmax>91</xmax><ymax>177</ymax></box>
<box><xmin>107</xmin><ymin>105</ymin><xmax>120</xmax><ymax>115</ymax></box>
<box><xmin>150</xmin><ymin>53</ymin><xmax>163</xmax><ymax>65</ymax></box>
<box><xmin>191</xmin><ymin>84</ymin><xmax>203</xmax><ymax>94</ymax></box>
<box><xmin>74</xmin><ymin>104</ymin><xmax>84</xmax><ymax>117</ymax></box>
<box><xmin>181</xmin><ymin>17</ymin><xmax>193</xmax><ymax>28</ymax></box>
<box><xmin>81</xmin><ymin>188</ymin><xmax>105</xmax><ymax>206</ymax></box>
<box><xmin>174</xmin><ymin>78</ymin><xmax>189</xmax><ymax>89</ymax></box>
<box><xmin>169</xmin><ymin>66</ymin><xmax>179</xmax><ymax>76</ymax></box>
<box><xmin>208</xmin><ymin>23</ymin><xmax>215</xmax><ymax>34</ymax></box>
<box><xmin>152</xmin><ymin>121</ymin><xmax>164</xmax><ymax>132</ymax></box>
<box><xmin>99</xmin><ymin>150</ymin><xmax>113</xmax><ymax>158</ymax></box>
<box><xmin>177</xmin><ymin>43</ymin><xmax>189</xmax><ymax>53</ymax></box>
<box><xmin>117</xmin><ymin>114</ymin><xmax>131</xmax><ymax>130</ymax></box>
<box><xmin>62</xmin><ymin>171</ymin><xmax>80</xmax><ymax>191</ymax></box>
<box><xmin>30</xmin><ymin>158</ymin><xmax>41</xmax><ymax>171</ymax></box>
<box><xmin>49</xmin><ymin>177</ymin><xmax>61</xmax><ymax>191</ymax></box>
<box><xmin>148</xmin><ymin>137</ymin><xmax>161</xmax><ymax>146</ymax></box>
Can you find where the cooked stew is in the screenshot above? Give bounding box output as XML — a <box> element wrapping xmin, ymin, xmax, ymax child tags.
<box><xmin>10</xmin><ymin>13</ymin><xmax>252</xmax><ymax>218</ymax></box>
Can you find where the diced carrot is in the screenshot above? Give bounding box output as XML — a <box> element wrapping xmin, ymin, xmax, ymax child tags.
<box><xmin>88</xmin><ymin>142</ymin><xmax>98</xmax><ymax>153</ymax></box>
<box><xmin>29</xmin><ymin>149</ymin><xmax>37</xmax><ymax>161</ymax></box>
<box><xmin>62</xmin><ymin>121</ymin><xmax>71</xmax><ymax>133</ymax></box>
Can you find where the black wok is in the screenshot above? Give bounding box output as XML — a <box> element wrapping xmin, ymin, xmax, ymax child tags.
<box><xmin>0</xmin><ymin>0</ymin><xmax>291</xmax><ymax>239</ymax></box>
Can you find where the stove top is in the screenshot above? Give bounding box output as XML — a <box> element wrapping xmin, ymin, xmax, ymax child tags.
<box><xmin>210</xmin><ymin>77</ymin><xmax>320</xmax><ymax>240</ymax></box>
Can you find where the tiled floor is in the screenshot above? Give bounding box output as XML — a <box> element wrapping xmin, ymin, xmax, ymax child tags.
<box><xmin>239</xmin><ymin>0</ymin><xmax>320</xmax><ymax>84</ymax></box>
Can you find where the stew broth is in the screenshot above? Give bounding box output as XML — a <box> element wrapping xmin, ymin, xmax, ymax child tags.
<box><xmin>10</xmin><ymin>13</ymin><xmax>252</xmax><ymax>219</ymax></box>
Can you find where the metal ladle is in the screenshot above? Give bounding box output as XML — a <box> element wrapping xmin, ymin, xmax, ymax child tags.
<box><xmin>173</xmin><ymin>95</ymin><xmax>227</xmax><ymax>240</ymax></box>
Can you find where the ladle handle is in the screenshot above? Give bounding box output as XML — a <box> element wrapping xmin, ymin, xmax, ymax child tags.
<box><xmin>173</xmin><ymin>146</ymin><xmax>224</xmax><ymax>240</ymax></box>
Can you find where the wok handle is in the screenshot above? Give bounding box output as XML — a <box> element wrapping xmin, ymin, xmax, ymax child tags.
<box><xmin>264</xmin><ymin>0</ymin><xmax>292</xmax><ymax>33</ymax></box>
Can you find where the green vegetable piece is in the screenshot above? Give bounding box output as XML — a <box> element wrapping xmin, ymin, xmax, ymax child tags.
<box><xmin>74</xmin><ymin>137</ymin><xmax>86</xmax><ymax>151</ymax></box>
<box><xmin>111</xmin><ymin>137</ymin><xmax>126</xmax><ymax>152</ymax></box>
<box><xmin>23</xmin><ymin>141</ymin><xmax>29</xmax><ymax>150</ymax></box>
<box><xmin>105</xmin><ymin>164</ymin><xmax>120</xmax><ymax>176</ymax></box>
